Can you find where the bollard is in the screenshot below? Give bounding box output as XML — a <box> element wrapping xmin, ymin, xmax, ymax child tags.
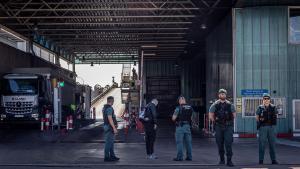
<box><xmin>68</xmin><ymin>115</ymin><xmax>73</xmax><ymax>130</ymax></box>
<box><xmin>40</xmin><ymin>118</ymin><xmax>45</xmax><ymax>131</ymax></box>
<box><xmin>124</xmin><ymin>111</ymin><xmax>130</xmax><ymax>135</ymax></box>
<box><xmin>66</xmin><ymin>116</ymin><xmax>69</xmax><ymax>130</ymax></box>
<box><xmin>93</xmin><ymin>107</ymin><xmax>96</xmax><ymax>120</ymax></box>
<box><xmin>45</xmin><ymin>109</ymin><xmax>50</xmax><ymax>130</ymax></box>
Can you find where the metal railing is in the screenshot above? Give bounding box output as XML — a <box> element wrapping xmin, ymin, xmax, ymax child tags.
<box><xmin>91</xmin><ymin>85</ymin><xmax>116</xmax><ymax>105</ymax></box>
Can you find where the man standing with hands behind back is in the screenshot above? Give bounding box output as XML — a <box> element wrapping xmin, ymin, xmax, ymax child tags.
<box><xmin>103</xmin><ymin>96</ymin><xmax>120</xmax><ymax>162</ymax></box>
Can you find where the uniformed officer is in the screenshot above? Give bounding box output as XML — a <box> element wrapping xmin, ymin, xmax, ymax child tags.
<box><xmin>103</xmin><ymin>96</ymin><xmax>120</xmax><ymax>162</ymax></box>
<box><xmin>256</xmin><ymin>93</ymin><xmax>278</xmax><ymax>165</ymax></box>
<box><xmin>172</xmin><ymin>96</ymin><xmax>194</xmax><ymax>161</ymax></box>
<box><xmin>209</xmin><ymin>89</ymin><xmax>236</xmax><ymax>167</ymax></box>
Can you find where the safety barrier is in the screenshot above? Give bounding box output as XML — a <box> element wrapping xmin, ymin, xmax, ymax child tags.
<box><xmin>66</xmin><ymin>115</ymin><xmax>73</xmax><ymax>130</ymax></box>
<box><xmin>40</xmin><ymin>118</ymin><xmax>45</xmax><ymax>131</ymax></box>
<box><xmin>40</xmin><ymin>108</ymin><xmax>51</xmax><ymax>131</ymax></box>
<box><xmin>45</xmin><ymin>109</ymin><xmax>51</xmax><ymax>130</ymax></box>
<box><xmin>122</xmin><ymin>111</ymin><xmax>130</xmax><ymax>135</ymax></box>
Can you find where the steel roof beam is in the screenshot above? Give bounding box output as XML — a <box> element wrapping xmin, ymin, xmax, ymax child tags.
<box><xmin>15</xmin><ymin>27</ymin><xmax>189</xmax><ymax>31</ymax></box>
<box><xmin>5</xmin><ymin>21</ymin><xmax>192</xmax><ymax>25</ymax></box>
<box><xmin>0</xmin><ymin>15</ymin><xmax>196</xmax><ymax>19</ymax></box>
<box><xmin>8</xmin><ymin>1</ymin><xmax>192</xmax><ymax>6</ymax></box>
<box><xmin>55</xmin><ymin>40</ymin><xmax>188</xmax><ymax>44</ymax></box>
<box><xmin>30</xmin><ymin>32</ymin><xmax>187</xmax><ymax>36</ymax></box>
<box><xmin>8</xmin><ymin>7</ymin><xmax>199</xmax><ymax>12</ymax></box>
<box><xmin>50</xmin><ymin>36</ymin><xmax>185</xmax><ymax>40</ymax></box>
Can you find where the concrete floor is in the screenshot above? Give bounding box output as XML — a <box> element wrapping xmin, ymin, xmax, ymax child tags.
<box><xmin>0</xmin><ymin>119</ymin><xmax>300</xmax><ymax>169</ymax></box>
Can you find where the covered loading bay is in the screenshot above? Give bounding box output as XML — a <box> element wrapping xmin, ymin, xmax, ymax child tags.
<box><xmin>0</xmin><ymin>0</ymin><xmax>235</xmax><ymax>131</ymax></box>
<box><xmin>3</xmin><ymin>0</ymin><xmax>300</xmax><ymax>136</ymax></box>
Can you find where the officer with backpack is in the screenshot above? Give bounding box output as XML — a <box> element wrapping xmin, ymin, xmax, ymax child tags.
<box><xmin>172</xmin><ymin>96</ymin><xmax>195</xmax><ymax>161</ymax></box>
<box><xmin>209</xmin><ymin>89</ymin><xmax>236</xmax><ymax>167</ymax></box>
<box><xmin>103</xmin><ymin>96</ymin><xmax>120</xmax><ymax>162</ymax></box>
<box><xmin>142</xmin><ymin>99</ymin><xmax>159</xmax><ymax>159</ymax></box>
<box><xmin>256</xmin><ymin>93</ymin><xmax>278</xmax><ymax>165</ymax></box>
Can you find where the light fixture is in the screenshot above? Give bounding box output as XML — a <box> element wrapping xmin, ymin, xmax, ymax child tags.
<box><xmin>201</xmin><ymin>23</ymin><xmax>207</xmax><ymax>29</ymax></box>
<box><xmin>143</xmin><ymin>53</ymin><xmax>156</xmax><ymax>56</ymax></box>
<box><xmin>141</xmin><ymin>45</ymin><xmax>158</xmax><ymax>48</ymax></box>
<box><xmin>33</xmin><ymin>22</ymin><xmax>38</xmax><ymax>31</ymax></box>
<box><xmin>91</xmin><ymin>62</ymin><xmax>94</xmax><ymax>66</ymax></box>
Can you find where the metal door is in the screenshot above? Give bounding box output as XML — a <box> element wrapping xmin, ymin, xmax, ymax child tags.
<box><xmin>293</xmin><ymin>100</ymin><xmax>300</xmax><ymax>132</ymax></box>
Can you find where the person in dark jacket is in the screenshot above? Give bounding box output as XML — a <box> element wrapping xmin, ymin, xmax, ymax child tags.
<box><xmin>143</xmin><ymin>98</ymin><xmax>158</xmax><ymax>159</ymax></box>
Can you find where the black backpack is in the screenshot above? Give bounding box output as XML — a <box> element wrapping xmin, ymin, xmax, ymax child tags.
<box><xmin>139</xmin><ymin>104</ymin><xmax>153</xmax><ymax>123</ymax></box>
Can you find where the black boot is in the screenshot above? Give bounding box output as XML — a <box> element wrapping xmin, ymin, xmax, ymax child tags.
<box><xmin>219</xmin><ymin>156</ymin><xmax>225</xmax><ymax>165</ymax></box>
<box><xmin>272</xmin><ymin>160</ymin><xmax>279</xmax><ymax>165</ymax></box>
<box><xmin>227</xmin><ymin>158</ymin><xmax>234</xmax><ymax>167</ymax></box>
<box><xmin>259</xmin><ymin>160</ymin><xmax>263</xmax><ymax>164</ymax></box>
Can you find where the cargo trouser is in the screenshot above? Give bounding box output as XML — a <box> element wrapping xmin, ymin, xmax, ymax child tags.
<box><xmin>104</xmin><ymin>125</ymin><xmax>116</xmax><ymax>159</ymax></box>
<box><xmin>175</xmin><ymin>124</ymin><xmax>192</xmax><ymax>160</ymax></box>
<box><xmin>144</xmin><ymin>123</ymin><xmax>156</xmax><ymax>155</ymax></box>
<box><xmin>258</xmin><ymin>125</ymin><xmax>276</xmax><ymax>161</ymax></box>
<box><xmin>215</xmin><ymin>124</ymin><xmax>233</xmax><ymax>160</ymax></box>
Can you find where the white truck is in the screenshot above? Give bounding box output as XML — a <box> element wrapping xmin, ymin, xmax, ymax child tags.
<box><xmin>0</xmin><ymin>68</ymin><xmax>76</xmax><ymax>124</ymax></box>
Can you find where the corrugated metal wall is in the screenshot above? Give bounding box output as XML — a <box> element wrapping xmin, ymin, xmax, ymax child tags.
<box><xmin>143</xmin><ymin>60</ymin><xmax>179</xmax><ymax>104</ymax></box>
<box><xmin>234</xmin><ymin>6</ymin><xmax>298</xmax><ymax>133</ymax></box>
<box><xmin>144</xmin><ymin>60</ymin><xmax>178</xmax><ymax>77</ymax></box>
<box><xmin>144</xmin><ymin>58</ymin><xmax>206</xmax><ymax>108</ymax></box>
<box><xmin>180</xmin><ymin>58</ymin><xmax>205</xmax><ymax>104</ymax></box>
<box><xmin>206</xmin><ymin>13</ymin><xmax>233</xmax><ymax>111</ymax></box>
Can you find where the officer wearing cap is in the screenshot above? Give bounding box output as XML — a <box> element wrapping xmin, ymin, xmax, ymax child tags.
<box><xmin>103</xmin><ymin>96</ymin><xmax>120</xmax><ymax>162</ymax></box>
<box><xmin>256</xmin><ymin>93</ymin><xmax>278</xmax><ymax>165</ymax></box>
<box><xmin>209</xmin><ymin>89</ymin><xmax>236</xmax><ymax>167</ymax></box>
<box><xmin>172</xmin><ymin>96</ymin><xmax>195</xmax><ymax>161</ymax></box>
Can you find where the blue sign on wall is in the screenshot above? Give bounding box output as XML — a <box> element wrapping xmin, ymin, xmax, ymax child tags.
<box><xmin>241</xmin><ymin>89</ymin><xmax>269</xmax><ymax>96</ymax></box>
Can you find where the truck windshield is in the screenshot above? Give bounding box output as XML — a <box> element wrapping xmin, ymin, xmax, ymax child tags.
<box><xmin>2</xmin><ymin>79</ymin><xmax>38</xmax><ymax>95</ymax></box>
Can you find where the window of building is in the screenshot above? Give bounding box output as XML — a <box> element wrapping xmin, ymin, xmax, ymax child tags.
<box><xmin>242</xmin><ymin>97</ymin><xmax>286</xmax><ymax>118</ymax></box>
<box><xmin>289</xmin><ymin>8</ymin><xmax>300</xmax><ymax>44</ymax></box>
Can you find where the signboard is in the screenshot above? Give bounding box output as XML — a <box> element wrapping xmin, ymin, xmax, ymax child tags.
<box><xmin>236</xmin><ymin>105</ymin><xmax>242</xmax><ymax>113</ymax></box>
<box><xmin>241</xmin><ymin>89</ymin><xmax>268</xmax><ymax>96</ymax></box>
<box><xmin>236</xmin><ymin>98</ymin><xmax>242</xmax><ymax>106</ymax></box>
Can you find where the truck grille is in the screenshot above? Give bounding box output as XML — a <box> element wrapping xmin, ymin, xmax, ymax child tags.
<box><xmin>4</xmin><ymin>102</ymin><xmax>34</xmax><ymax>114</ymax></box>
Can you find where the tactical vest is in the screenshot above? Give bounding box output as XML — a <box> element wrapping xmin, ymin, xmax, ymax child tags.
<box><xmin>177</xmin><ymin>104</ymin><xmax>193</xmax><ymax>123</ymax></box>
<box><xmin>215</xmin><ymin>102</ymin><xmax>233</xmax><ymax>125</ymax></box>
<box><xmin>258</xmin><ymin>105</ymin><xmax>277</xmax><ymax>126</ymax></box>
<box><xmin>103</xmin><ymin>104</ymin><xmax>117</xmax><ymax>126</ymax></box>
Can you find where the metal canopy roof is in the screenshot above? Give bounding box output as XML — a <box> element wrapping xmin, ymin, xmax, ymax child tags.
<box><xmin>0</xmin><ymin>0</ymin><xmax>235</xmax><ymax>64</ymax></box>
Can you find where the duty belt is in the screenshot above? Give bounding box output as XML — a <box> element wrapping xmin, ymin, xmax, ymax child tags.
<box><xmin>261</xmin><ymin>123</ymin><xmax>273</xmax><ymax>127</ymax></box>
<box><xmin>176</xmin><ymin>121</ymin><xmax>190</xmax><ymax>127</ymax></box>
<box><xmin>215</xmin><ymin>120</ymin><xmax>233</xmax><ymax>126</ymax></box>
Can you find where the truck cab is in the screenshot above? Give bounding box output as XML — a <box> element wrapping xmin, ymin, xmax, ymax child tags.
<box><xmin>0</xmin><ymin>73</ymin><xmax>51</xmax><ymax>123</ymax></box>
